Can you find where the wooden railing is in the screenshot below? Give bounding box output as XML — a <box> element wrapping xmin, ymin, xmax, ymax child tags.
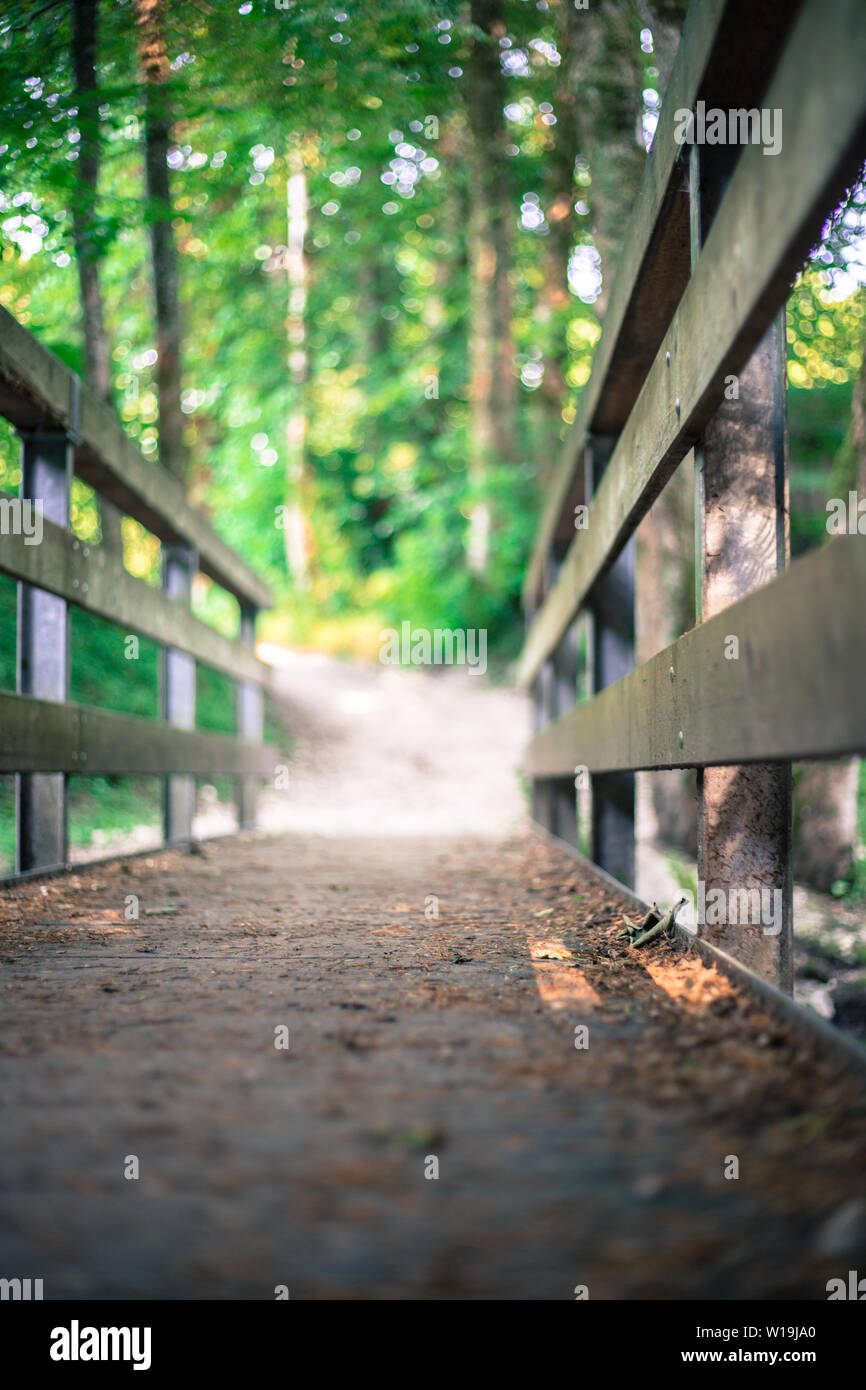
<box><xmin>0</xmin><ymin>304</ymin><xmax>278</xmax><ymax>876</ymax></box>
<box><xmin>520</xmin><ymin>0</ymin><xmax>866</xmax><ymax>991</ymax></box>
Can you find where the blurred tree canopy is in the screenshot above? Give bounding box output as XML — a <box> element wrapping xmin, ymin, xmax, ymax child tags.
<box><xmin>0</xmin><ymin>0</ymin><xmax>863</xmax><ymax>661</ymax></box>
<box><xmin>0</xmin><ymin>0</ymin><xmax>682</xmax><ymax>658</ymax></box>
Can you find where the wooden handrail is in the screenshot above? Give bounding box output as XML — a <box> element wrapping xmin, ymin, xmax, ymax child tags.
<box><xmin>0</xmin><ymin>304</ymin><xmax>272</xmax><ymax>610</ymax></box>
<box><xmin>526</xmin><ymin>539</ymin><xmax>866</xmax><ymax>776</ymax></box>
<box><xmin>0</xmin><ymin>691</ymin><xmax>277</xmax><ymax>779</ymax></box>
<box><xmin>0</xmin><ymin>518</ymin><xmax>270</xmax><ymax>688</ymax></box>
<box><xmin>521</xmin><ymin>0</ymin><xmax>866</xmax><ymax>990</ymax></box>
<box><xmin>0</xmin><ymin>306</ymin><xmax>280</xmax><ymax>872</ymax></box>
<box><xmin>520</xmin><ymin>0</ymin><xmax>866</xmax><ymax>686</ymax></box>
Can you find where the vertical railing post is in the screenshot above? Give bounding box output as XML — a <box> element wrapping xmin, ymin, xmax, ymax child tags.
<box><xmin>690</xmin><ymin>141</ymin><xmax>793</xmax><ymax>990</ymax></box>
<box><xmin>162</xmin><ymin>543</ymin><xmax>196</xmax><ymax>845</ymax></box>
<box><xmin>99</xmin><ymin>496</ymin><xmax>125</xmax><ymax>557</ymax></box>
<box><xmin>530</xmin><ymin>662</ymin><xmax>555</xmax><ymax>831</ymax></box>
<box><xmin>16</xmin><ymin>429</ymin><xmax>73</xmax><ymax>872</ymax></box>
<box><xmin>236</xmin><ymin>604</ymin><xmax>263</xmax><ymax>830</ymax></box>
<box><xmin>528</xmin><ymin>565</ymin><xmax>551</xmax><ymax>831</ymax></box>
<box><xmin>586</xmin><ymin>434</ymin><xmax>635</xmax><ymax>887</ymax></box>
<box><xmin>529</xmin><ymin>548</ymin><xmax>577</xmax><ymax>840</ymax></box>
<box><xmin>548</xmin><ymin>585</ymin><xmax>579</xmax><ymax>847</ymax></box>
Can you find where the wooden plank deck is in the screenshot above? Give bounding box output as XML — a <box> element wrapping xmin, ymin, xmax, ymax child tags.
<box><xmin>0</xmin><ymin>829</ymin><xmax>863</xmax><ymax>1299</ymax></box>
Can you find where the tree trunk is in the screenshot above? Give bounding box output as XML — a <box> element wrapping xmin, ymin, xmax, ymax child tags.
<box><xmin>72</xmin><ymin>0</ymin><xmax>123</xmax><ymax>554</ymax></box>
<box><xmin>72</xmin><ymin>0</ymin><xmax>111</xmax><ymax>402</ymax></box>
<box><xmin>283</xmin><ymin>146</ymin><xmax>312</xmax><ymax>590</ymax></box>
<box><xmin>465</xmin><ymin>0</ymin><xmax>515</xmax><ymax>574</ymax></box>
<box><xmin>794</xmin><ymin>762</ymin><xmax>859</xmax><ymax>892</ymax></box>
<box><xmin>636</xmin><ymin>452</ymin><xmax>697</xmax><ymax>855</ymax></box>
<box><xmin>539</xmin><ymin>0</ymin><xmax>582</xmax><ymax>431</ymax></box>
<box><xmin>134</xmin><ymin>0</ymin><xmax>184</xmax><ymax>483</ymax></box>
<box><xmin>581</xmin><ymin>3</ymin><xmax>644</xmax><ymax>319</ymax></box>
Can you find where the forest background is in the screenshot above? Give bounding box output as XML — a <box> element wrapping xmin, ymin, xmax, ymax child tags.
<box><xmin>0</xmin><ymin>0</ymin><xmax>864</xmax><ymax>903</ymax></box>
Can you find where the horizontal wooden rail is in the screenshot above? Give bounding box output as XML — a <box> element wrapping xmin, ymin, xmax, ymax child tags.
<box><xmin>0</xmin><ymin>306</ymin><xmax>272</xmax><ymax>611</ymax></box>
<box><xmin>0</xmin><ymin>518</ymin><xmax>270</xmax><ymax>687</ymax></box>
<box><xmin>526</xmin><ymin>539</ymin><xmax>866</xmax><ymax>777</ymax></box>
<box><xmin>518</xmin><ymin>0</ymin><xmax>866</xmax><ymax>687</ymax></box>
<box><xmin>523</xmin><ymin>0</ymin><xmax>801</xmax><ymax>603</ymax></box>
<box><xmin>0</xmin><ymin>691</ymin><xmax>278</xmax><ymax>779</ymax></box>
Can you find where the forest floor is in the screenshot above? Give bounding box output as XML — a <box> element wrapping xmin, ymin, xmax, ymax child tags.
<box><xmin>1</xmin><ymin>660</ymin><xmax>866</xmax><ymax>1298</ymax></box>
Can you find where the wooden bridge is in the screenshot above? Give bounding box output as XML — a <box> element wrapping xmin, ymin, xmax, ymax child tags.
<box><xmin>1</xmin><ymin>0</ymin><xmax>866</xmax><ymax>1306</ymax></box>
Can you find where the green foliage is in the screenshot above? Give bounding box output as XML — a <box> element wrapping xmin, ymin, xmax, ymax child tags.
<box><xmin>381</xmin><ymin>462</ymin><xmax>538</xmax><ymax>650</ymax></box>
<box><xmin>787</xmin><ymin>378</ymin><xmax>855</xmax><ymax>557</ymax></box>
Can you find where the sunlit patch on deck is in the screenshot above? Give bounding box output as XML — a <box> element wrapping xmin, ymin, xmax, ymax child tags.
<box><xmin>642</xmin><ymin>956</ymin><xmax>736</xmax><ymax>1012</ymax></box>
<box><xmin>528</xmin><ymin>936</ymin><xmax>601</xmax><ymax>1010</ymax></box>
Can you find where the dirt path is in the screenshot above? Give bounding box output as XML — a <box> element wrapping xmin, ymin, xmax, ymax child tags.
<box><xmin>258</xmin><ymin>654</ymin><xmax>529</xmax><ymax>838</ymax></box>
<box><xmin>1</xmin><ymin>828</ymin><xmax>865</xmax><ymax>1299</ymax></box>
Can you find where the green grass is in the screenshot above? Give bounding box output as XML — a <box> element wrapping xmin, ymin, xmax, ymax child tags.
<box><xmin>71</xmin><ymin>608</ymin><xmax>161</xmax><ymax>719</ymax></box>
<box><xmin>0</xmin><ymin>775</ymin><xmax>14</xmax><ymax>874</ymax></box>
<box><xmin>68</xmin><ymin>776</ymin><xmax>162</xmax><ymax>854</ymax></box>
<box><xmin>196</xmin><ymin>663</ymin><xmax>236</xmax><ymax>735</ymax></box>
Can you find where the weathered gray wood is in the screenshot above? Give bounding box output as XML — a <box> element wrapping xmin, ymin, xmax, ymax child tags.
<box><xmin>0</xmin><ymin>304</ymin><xmax>272</xmax><ymax>610</ymax></box>
<box><xmin>0</xmin><ymin>517</ymin><xmax>269</xmax><ymax>687</ymax></box>
<box><xmin>236</xmin><ymin>605</ymin><xmax>264</xmax><ymax>830</ymax></box>
<box><xmin>549</xmin><ymin>618</ymin><xmax>578</xmax><ymax>846</ymax></box>
<box><xmin>528</xmin><ymin>556</ymin><xmax>578</xmax><ymax>840</ymax></box>
<box><xmin>16</xmin><ymin>431</ymin><xmax>72</xmax><ymax>872</ymax></box>
<box><xmin>693</xmin><ymin>137</ymin><xmax>793</xmax><ymax>991</ymax></box>
<box><xmin>525</xmin><ymin>538</ymin><xmax>866</xmax><ymax>778</ymax></box>
<box><xmin>523</xmin><ymin>0</ymin><xmax>800</xmax><ymax>605</ymax></box>
<box><xmin>586</xmin><ymin>438</ymin><xmax>635</xmax><ymax>888</ymax></box>
<box><xmin>0</xmin><ymin>691</ymin><xmax>276</xmax><ymax>778</ymax></box>
<box><xmin>530</xmin><ymin>658</ymin><xmax>556</xmax><ymax>831</ymax></box>
<box><xmin>518</xmin><ymin>0</ymin><xmax>866</xmax><ymax>685</ymax></box>
<box><xmin>162</xmin><ymin>545</ymin><xmax>196</xmax><ymax>844</ymax></box>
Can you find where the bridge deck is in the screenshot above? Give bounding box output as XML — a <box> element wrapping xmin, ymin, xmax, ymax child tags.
<box><xmin>1</xmin><ymin>829</ymin><xmax>864</xmax><ymax>1300</ymax></box>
